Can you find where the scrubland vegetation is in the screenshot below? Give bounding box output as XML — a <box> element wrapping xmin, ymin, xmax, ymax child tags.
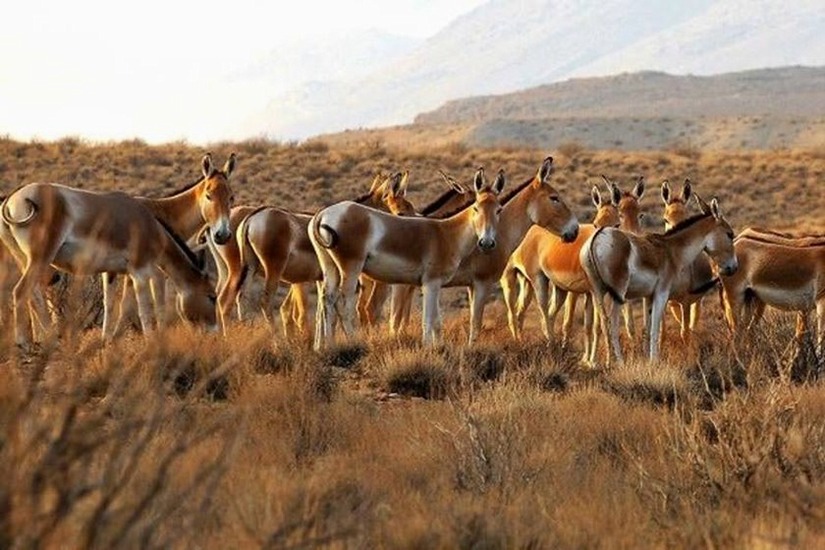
<box><xmin>1</xmin><ymin>137</ymin><xmax>823</xmax><ymax>547</ymax></box>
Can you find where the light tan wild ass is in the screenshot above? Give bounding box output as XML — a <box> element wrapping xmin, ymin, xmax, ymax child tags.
<box><xmin>393</xmin><ymin>157</ymin><xmax>580</xmax><ymax>344</ymax></box>
<box><xmin>581</xmin><ymin>196</ymin><xmax>738</xmax><ymax>366</ymax></box>
<box><xmin>720</xmin><ymin>228</ymin><xmax>825</xmax><ymax>351</ymax></box>
<box><xmin>2</xmin><ymin>183</ymin><xmax>217</xmax><ymax>345</ymax></box>
<box><xmin>311</xmin><ymin>167</ymin><xmax>508</xmax><ymax>348</ymax></box>
<box><xmin>500</xmin><ymin>184</ymin><xmax>620</xmax><ymax>360</ymax></box>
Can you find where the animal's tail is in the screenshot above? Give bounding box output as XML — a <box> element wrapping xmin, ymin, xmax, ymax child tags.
<box><xmin>1</xmin><ymin>195</ymin><xmax>38</xmax><ymax>226</ymax></box>
<box><xmin>234</xmin><ymin>207</ymin><xmax>266</xmax><ymax>297</ymax></box>
<box><xmin>587</xmin><ymin>227</ymin><xmax>625</xmax><ymax>305</ymax></box>
<box><xmin>312</xmin><ymin>213</ymin><xmax>338</xmax><ymax>249</ymax></box>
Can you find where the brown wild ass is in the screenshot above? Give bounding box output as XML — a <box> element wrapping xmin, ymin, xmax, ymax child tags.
<box><xmin>217</xmin><ymin>172</ymin><xmax>416</xmax><ymax>335</ymax></box>
<box><xmin>385</xmin><ymin>171</ymin><xmax>469</xmax><ymax>334</ymax></box>
<box><xmin>581</xmin><ymin>195</ymin><xmax>738</xmax><ymax>366</ymax></box>
<box><xmin>2</xmin><ymin>183</ymin><xmax>217</xmax><ymax>345</ymax></box>
<box><xmin>310</xmin><ymin>167</ymin><xmax>508</xmax><ymax>348</ymax></box>
<box><xmin>660</xmin><ymin>179</ymin><xmax>717</xmax><ymax>340</ymax></box>
<box><xmin>500</xmin><ymin>184</ymin><xmax>620</xmax><ymax>360</ymax></box>
<box><xmin>720</xmin><ymin>228</ymin><xmax>825</xmax><ymax>351</ymax></box>
<box><xmin>419</xmin><ymin>157</ymin><xmax>579</xmax><ymax>344</ymax></box>
<box><xmin>105</xmin><ymin>152</ymin><xmax>236</xmax><ymax>336</ymax></box>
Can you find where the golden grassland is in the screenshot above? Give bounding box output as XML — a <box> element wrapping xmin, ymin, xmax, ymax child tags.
<box><xmin>0</xmin><ymin>137</ymin><xmax>824</xmax><ymax>547</ymax></box>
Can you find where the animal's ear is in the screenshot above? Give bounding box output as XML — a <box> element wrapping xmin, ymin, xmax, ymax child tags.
<box><xmin>682</xmin><ymin>178</ymin><xmax>692</xmax><ymax>202</ymax></box>
<box><xmin>710</xmin><ymin>197</ymin><xmax>721</xmax><ymax>219</ymax></box>
<box><xmin>369</xmin><ymin>173</ymin><xmax>384</xmax><ymax>195</ymax></box>
<box><xmin>398</xmin><ymin>170</ymin><xmax>410</xmax><ymax>197</ymax></box>
<box><xmin>661</xmin><ymin>180</ymin><xmax>671</xmax><ymax>205</ymax></box>
<box><xmin>223</xmin><ymin>152</ymin><xmax>237</xmax><ymax>177</ymax></box>
<box><xmin>201</xmin><ymin>153</ymin><xmax>214</xmax><ymax>178</ymax></box>
<box><xmin>473</xmin><ymin>167</ymin><xmax>486</xmax><ymax>193</ymax></box>
<box><xmin>492</xmin><ymin>169</ymin><xmax>506</xmax><ymax>195</ymax></box>
<box><xmin>633</xmin><ymin>176</ymin><xmax>645</xmax><ymax>199</ymax></box>
<box><xmin>389</xmin><ymin>172</ymin><xmax>404</xmax><ymax>197</ymax></box>
<box><xmin>537</xmin><ymin>156</ymin><xmax>554</xmax><ymax>184</ymax></box>
<box><xmin>694</xmin><ymin>193</ymin><xmax>711</xmax><ymax>215</ymax></box>
<box><xmin>591</xmin><ymin>185</ymin><xmax>602</xmax><ymax>207</ymax></box>
<box><xmin>438</xmin><ymin>169</ymin><xmax>465</xmax><ymax>194</ymax></box>
<box><xmin>601</xmin><ymin>175</ymin><xmax>620</xmax><ymax>205</ymax></box>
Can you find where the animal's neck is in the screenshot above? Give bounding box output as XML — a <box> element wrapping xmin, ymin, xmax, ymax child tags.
<box><xmin>157</xmin><ymin>230</ymin><xmax>208</xmax><ymax>294</ymax></box>
<box><xmin>139</xmin><ymin>186</ymin><xmax>204</xmax><ymax>240</ymax></box>
<box><xmin>661</xmin><ymin>217</ymin><xmax>713</xmax><ymax>270</ymax></box>
<box><xmin>620</xmin><ymin>212</ymin><xmax>642</xmax><ymax>234</ymax></box>
<box><xmin>444</xmin><ymin>208</ymin><xmax>485</xmax><ymax>257</ymax></box>
<box><xmin>497</xmin><ymin>188</ymin><xmax>537</xmax><ymax>255</ymax></box>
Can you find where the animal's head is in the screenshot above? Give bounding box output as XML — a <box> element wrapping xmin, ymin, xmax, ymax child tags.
<box><xmin>696</xmin><ymin>194</ymin><xmax>738</xmax><ymax>276</ymax></box>
<box><xmin>590</xmin><ymin>185</ymin><xmax>620</xmax><ymax>228</ymax></box>
<box><xmin>197</xmin><ymin>152</ymin><xmax>236</xmax><ymax>245</ymax></box>
<box><xmin>177</xmin><ymin>280</ymin><xmax>218</xmax><ymax>332</ymax></box>
<box><xmin>470</xmin><ymin>167</ymin><xmax>505</xmax><ymax>252</ymax></box>
<box><xmin>381</xmin><ymin>171</ymin><xmax>417</xmax><ymax>216</ymax></box>
<box><xmin>525</xmin><ymin>156</ymin><xmax>579</xmax><ymax>242</ymax></box>
<box><xmin>604</xmin><ymin>174</ymin><xmax>645</xmax><ymax>232</ymax></box>
<box><xmin>661</xmin><ymin>178</ymin><xmax>693</xmax><ymax>231</ymax></box>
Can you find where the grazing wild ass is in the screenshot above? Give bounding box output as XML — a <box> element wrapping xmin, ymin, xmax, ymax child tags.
<box><xmin>500</xmin><ymin>184</ymin><xmax>620</xmax><ymax>360</ymax></box>
<box><xmin>310</xmin><ymin>167</ymin><xmax>507</xmax><ymax>348</ymax></box>
<box><xmin>720</xmin><ymin>227</ymin><xmax>825</xmax><ymax>350</ymax></box>
<box><xmin>105</xmin><ymin>152</ymin><xmax>236</xmax><ymax>335</ymax></box>
<box><xmin>581</xmin><ymin>195</ymin><xmax>738</xmax><ymax>366</ymax></box>
<box><xmin>2</xmin><ymin>184</ymin><xmax>217</xmax><ymax>344</ymax></box>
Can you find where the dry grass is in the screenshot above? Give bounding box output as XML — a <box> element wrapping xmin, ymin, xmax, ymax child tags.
<box><xmin>1</xmin><ymin>138</ymin><xmax>824</xmax><ymax>547</ymax></box>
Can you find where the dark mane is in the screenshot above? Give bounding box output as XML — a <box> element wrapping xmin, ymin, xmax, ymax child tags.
<box><xmin>432</xmin><ymin>196</ymin><xmax>475</xmax><ymax>219</ymax></box>
<box><xmin>420</xmin><ymin>187</ymin><xmax>463</xmax><ymax>216</ymax></box>
<box><xmin>163</xmin><ymin>175</ymin><xmax>204</xmax><ymax>198</ymax></box>
<box><xmin>353</xmin><ymin>191</ymin><xmax>375</xmax><ymax>204</ymax></box>
<box><xmin>155</xmin><ymin>216</ymin><xmax>205</xmax><ymax>273</ymax></box>
<box><xmin>500</xmin><ymin>177</ymin><xmax>535</xmax><ymax>205</ymax></box>
<box><xmin>661</xmin><ymin>213</ymin><xmax>711</xmax><ymax>236</ymax></box>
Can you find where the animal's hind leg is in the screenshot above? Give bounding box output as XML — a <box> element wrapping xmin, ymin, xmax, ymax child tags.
<box><xmin>500</xmin><ymin>267</ymin><xmax>521</xmax><ymax>340</ymax></box>
<box><xmin>279</xmin><ymin>286</ymin><xmax>294</xmax><ymax>337</ymax></box>
<box><xmin>290</xmin><ymin>284</ymin><xmax>309</xmax><ymax>336</ymax></box>
<box><xmin>130</xmin><ymin>274</ymin><xmax>156</xmax><ymax>335</ymax></box>
<box><xmin>13</xmin><ymin>263</ymin><xmax>45</xmax><ymax>345</ymax></box>
<box><xmin>101</xmin><ymin>272</ymin><xmax>118</xmax><ymax>341</ymax></box>
<box><xmin>514</xmin><ymin>272</ymin><xmax>534</xmax><ymax>335</ymax></box>
<box><xmin>339</xmin><ymin>272</ymin><xmax>361</xmax><ymax>339</ymax></box>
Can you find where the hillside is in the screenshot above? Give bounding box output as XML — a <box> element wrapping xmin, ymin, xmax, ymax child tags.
<box><xmin>244</xmin><ymin>0</ymin><xmax>825</xmax><ymax>139</ymax></box>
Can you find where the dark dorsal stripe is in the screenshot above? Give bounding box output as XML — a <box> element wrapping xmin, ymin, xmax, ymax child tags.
<box><xmin>740</xmin><ymin>228</ymin><xmax>825</xmax><ymax>248</ymax></box>
<box><xmin>500</xmin><ymin>177</ymin><xmax>534</xmax><ymax>205</ymax></box>
<box><xmin>155</xmin><ymin>216</ymin><xmax>204</xmax><ymax>273</ymax></box>
<box><xmin>661</xmin><ymin>213</ymin><xmax>711</xmax><ymax>236</ymax></box>
<box><xmin>420</xmin><ymin>187</ymin><xmax>463</xmax><ymax>216</ymax></box>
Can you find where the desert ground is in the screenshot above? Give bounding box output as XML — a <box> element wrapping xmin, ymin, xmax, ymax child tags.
<box><xmin>0</xmin><ymin>137</ymin><xmax>823</xmax><ymax>548</ymax></box>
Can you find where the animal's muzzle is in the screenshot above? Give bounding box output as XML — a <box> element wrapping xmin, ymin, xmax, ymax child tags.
<box><xmin>562</xmin><ymin>226</ymin><xmax>579</xmax><ymax>243</ymax></box>
<box><xmin>478</xmin><ymin>238</ymin><xmax>496</xmax><ymax>252</ymax></box>
<box><xmin>213</xmin><ymin>229</ymin><xmax>232</xmax><ymax>245</ymax></box>
<box><xmin>720</xmin><ymin>259</ymin><xmax>739</xmax><ymax>276</ymax></box>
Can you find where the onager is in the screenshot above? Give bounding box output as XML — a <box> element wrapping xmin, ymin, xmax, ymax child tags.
<box><xmin>310</xmin><ymin>167</ymin><xmax>506</xmax><ymax>349</ymax></box>
<box><xmin>500</xmin><ymin>184</ymin><xmax>620</xmax><ymax>360</ymax></box>
<box><xmin>2</xmin><ymin>183</ymin><xmax>217</xmax><ymax>345</ymax></box>
<box><xmin>581</xmin><ymin>196</ymin><xmax>738</xmax><ymax>366</ymax></box>
<box><xmin>720</xmin><ymin>227</ymin><xmax>825</xmax><ymax>351</ymax></box>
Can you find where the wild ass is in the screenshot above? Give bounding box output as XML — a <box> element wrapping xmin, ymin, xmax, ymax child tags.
<box><xmin>660</xmin><ymin>179</ymin><xmax>717</xmax><ymax>340</ymax></box>
<box><xmin>217</xmin><ymin>172</ymin><xmax>416</xmax><ymax>335</ymax></box>
<box><xmin>310</xmin><ymin>167</ymin><xmax>508</xmax><ymax>348</ymax></box>
<box><xmin>581</xmin><ymin>195</ymin><xmax>738</xmax><ymax>366</ymax></box>
<box><xmin>2</xmin><ymin>183</ymin><xmax>217</xmax><ymax>345</ymax></box>
<box><xmin>720</xmin><ymin>227</ymin><xmax>825</xmax><ymax>351</ymax></box>
<box><xmin>500</xmin><ymin>184</ymin><xmax>620</xmax><ymax>360</ymax></box>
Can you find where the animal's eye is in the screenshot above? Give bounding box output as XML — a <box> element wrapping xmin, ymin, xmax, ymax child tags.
<box><xmin>496</xmin><ymin>206</ymin><xmax>503</xmax><ymax>214</ymax></box>
<box><xmin>550</xmin><ymin>196</ymin><xmax>560</xmax><ymax>203</ymax></box>
<box><xmin>208</xmin><ymin>295</ymin><xmax>217</xmax><ymax>305</ymax></box>
<box><xmin>205</xmin><ymin>193</ymin><xmax>213</xmax><ymax>201</ymax></box>
<box><xmin>727</xmin><ymin>230</ymin><xmax>735</xmax><ymax>239</ymax></box>
<box><xmin>472</xmin><ymin>206</ymin><xmax>479</xmax><ymax>213</ymax></box>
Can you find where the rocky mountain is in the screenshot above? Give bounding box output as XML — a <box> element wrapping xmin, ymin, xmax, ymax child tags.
<box><xmin>243</xmin><ymin>0</ymin><xmax>825</xmax><ymax>140</ymax></box>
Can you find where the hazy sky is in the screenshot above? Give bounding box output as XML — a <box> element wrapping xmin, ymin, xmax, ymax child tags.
<box><xmin>0</xmin><ymin>0</ymin><xmax>486</xmax><ymax>143</ymax></box>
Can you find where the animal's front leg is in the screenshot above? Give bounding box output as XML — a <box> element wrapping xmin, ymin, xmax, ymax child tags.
<box><xmin>647</xmin><ymin>292</ymin><xmax>669</xmax><ymax>361</ymax></box>
<box><xmin>468</xmin><ymin>282</ymin><xmax>490</xmax><ymax>344</ymax></box>
<box><xmin>421</xmin><ymin>281</ymin><xmax>442</xmax><ymax>345</ymax></box>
